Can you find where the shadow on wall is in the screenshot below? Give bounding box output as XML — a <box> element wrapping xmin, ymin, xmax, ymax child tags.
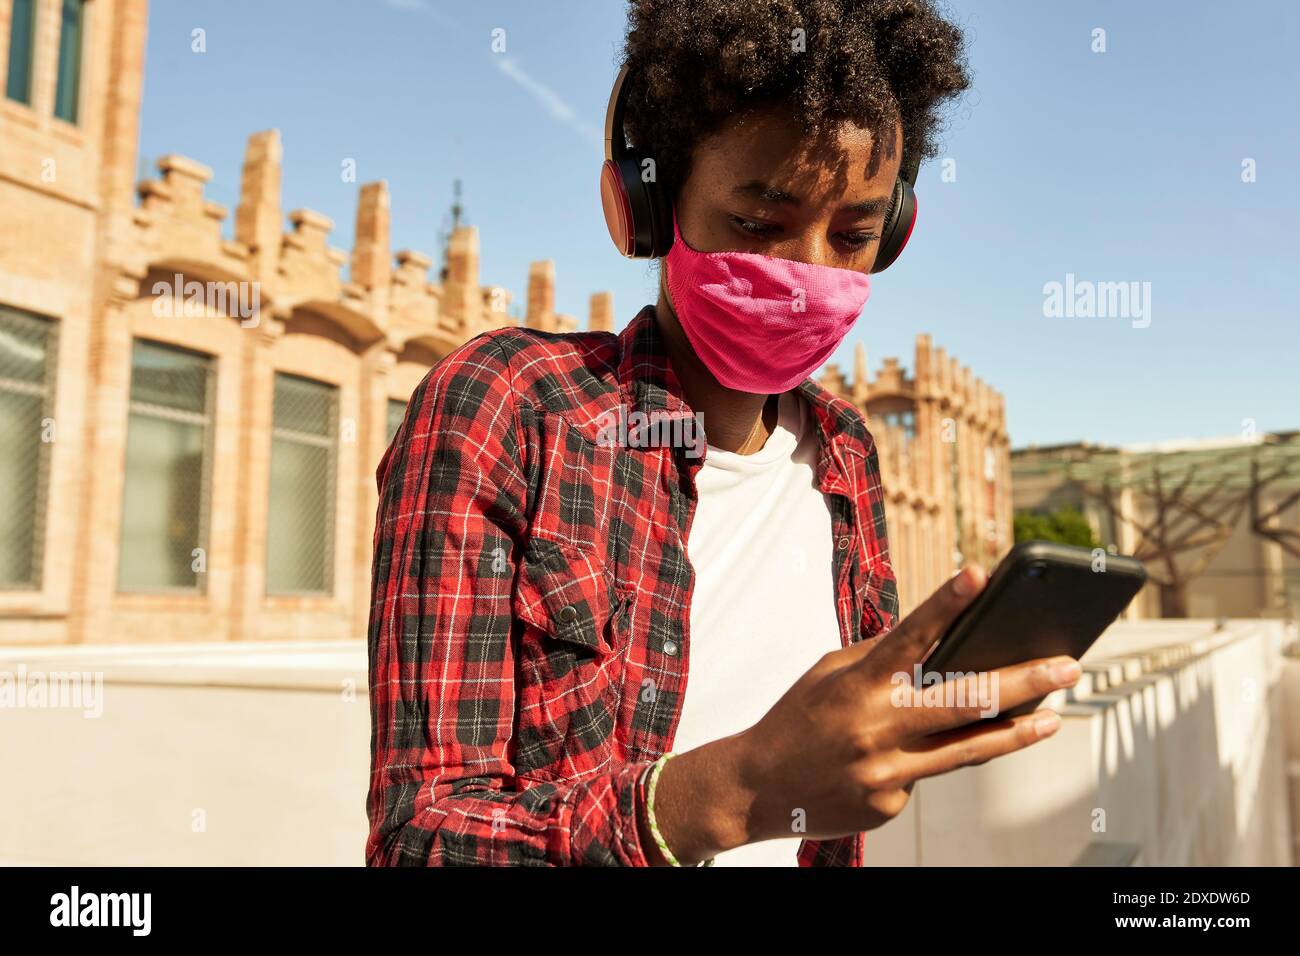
<box><xmin>867</xmin><ymin>620</ymin><xmax>1295</xmax><ymax>866</ymax></box>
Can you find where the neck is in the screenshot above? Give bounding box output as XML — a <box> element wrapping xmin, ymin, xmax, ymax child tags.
<box><xmin>654</xmin><ymin>279</ymin><xmax>777</xmax><ymax>455</ymax></box>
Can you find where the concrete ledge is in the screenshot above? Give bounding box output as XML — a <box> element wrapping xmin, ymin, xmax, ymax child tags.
<box><xmin>0</xmin><ymin>640</ymin><xmax>366</xmax><ymax>692</ymax></box>
<box><xmin>1</xmin><ymin>622</ymin><xmax>1295</xmax><ymax>866</ymax></box>
<box><xmin>866</xmin><ymin>618</ymin><xmax>1298</xmax><ymax>866</ymax></box>
<box><xmin>0</xmin><ymin>641</ymin><xmax>370</xmax><ymax>865</ymax></box>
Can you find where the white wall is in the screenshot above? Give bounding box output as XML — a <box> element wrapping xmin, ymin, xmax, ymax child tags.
<box><xmin>864</xmin><ymin>619</ymin><xmax>1297</xmax><ymax>866</ymax></box>
<box><xmin>0</xmin><ymin>643</ymin><xmax>369</xmax><ymax>865</ymax></box>
<box><xmin>0</xmin><ymin>620</ymin><xmax>1295</xmax><ymax>866</ymax></box>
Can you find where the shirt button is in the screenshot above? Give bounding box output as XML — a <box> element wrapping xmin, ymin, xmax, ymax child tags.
<box><xmin>557</xmin><ymin>605</ymin><xmax>578</xmax><ymax>624</ymax></box>
<box><xmin>838</xmin><ymin>536</ymin><xmax>852</xmax><ymax>550</ymax></box>
<box><xmin>663</xmin><ymin>639</ymin><xmax>679</xmax><ymax>657</ymax></box>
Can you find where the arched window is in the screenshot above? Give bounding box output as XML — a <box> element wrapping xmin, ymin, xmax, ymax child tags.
<box><xmin>119</xmin><ymin>341</ymin><xmax>214</xmax><ymax>592</ymax></box>
<box><xmin>386</xmin><ymin>398</ymin><xmax>406</xmax><ymax>446</ymax></box>
<box><xmin>4</xmin><ymin>0</ymin><xmax>36</xmax><ymax>105</ymax></box>
<box><xmin>881</xmin><ymin>408</ymin><xmax>917</xmax><ymax>440</ymax></box>
<box><xmin>266</xmin><ymin>373</ymin><xmax>338</xmax><ymax>595</ymax></box>
<box><xmin>0</xmin><ymin>304</ymin><xmax>56</xmax><ymax>588</ymax></box>
<box><xmin>54</xmin><ymin>0</ymin><xmax>86</xmax><ymax>123</ymax></box>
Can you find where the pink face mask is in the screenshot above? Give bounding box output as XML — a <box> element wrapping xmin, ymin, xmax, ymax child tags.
<box><xmin>664</xmin><ymin>208</ymin><xmax>871</xmax><ymax>394</ymax></box>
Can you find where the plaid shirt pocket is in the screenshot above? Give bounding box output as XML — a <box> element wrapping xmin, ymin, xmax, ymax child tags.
<box><xmin>511</xmin><ymin>537</ymin><xmax>632</xmax><ymax>778</ymax></box>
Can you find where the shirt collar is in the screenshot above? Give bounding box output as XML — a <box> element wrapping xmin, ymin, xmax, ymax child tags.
<box><xmin>616</xmin><ymin>305</ymin><xmax>692</xmax><ymax>417</ymax></box>
<box><xmin>615</xmin><ymin>305</ymin><xmax>869</xmax><ymax>498</ymax></box>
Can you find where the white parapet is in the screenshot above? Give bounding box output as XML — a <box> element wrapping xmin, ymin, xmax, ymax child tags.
<box><xmin>863</xmin><ymin>618</ymin><xmax>1298</xmax><ymax>866</ymax></box>
<box><xmin>0</xmin><ymin>641</ymin><xmax>370</xmax><ymax>866</ymax></box>
<box><xmin>0</xmin><ymin>620</ymin><xmax>1295</xmax><ymax>866</ymax></box>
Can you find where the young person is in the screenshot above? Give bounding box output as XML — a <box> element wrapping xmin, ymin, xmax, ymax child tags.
<box><xmin>366</xmin><ymin>0</ymin><xmax>1082</xmax><ymax>867</ymax></box>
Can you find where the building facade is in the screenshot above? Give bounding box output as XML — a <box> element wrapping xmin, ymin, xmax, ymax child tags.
<box><xmin>0</xmin><ymin>0</ymin><xmax>592</xmax><ymax>645</ymax></box>
<box><xmin>0</xmin><ymin>0</ymin><xmax>1009</xmax><ymax>645</ymax></box>
<box><xmin>820</xmin><ymin>340</ymin><xmax>1012</xmax><ymax>613</ymax></box>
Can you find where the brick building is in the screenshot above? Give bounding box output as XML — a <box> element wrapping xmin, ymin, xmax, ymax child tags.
<box><xmin>821</xmin><ymin>341</ymin><xmax>1011</xmax><ymax>612</ymax></box>
<box><xmin>0</xmin><ymin>0</ymin><xmax>1009</xmax><ymax>645</ymax></box>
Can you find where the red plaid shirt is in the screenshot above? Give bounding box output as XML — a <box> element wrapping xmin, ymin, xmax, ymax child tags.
<box><xmin>366</xmin><ymin>305</ymin><xmax>899</xmax><ymax>866</ymax></box>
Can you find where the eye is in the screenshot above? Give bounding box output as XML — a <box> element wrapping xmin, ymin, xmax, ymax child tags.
<box><xmin>728</xmin><ymin>214</ymin><xmax>780</xmax><ymax>237</ymax></box>
<box><xmin>836</xmin><ymin>231</ymin><xmax>879</xmax><ymax>250</ymax></box>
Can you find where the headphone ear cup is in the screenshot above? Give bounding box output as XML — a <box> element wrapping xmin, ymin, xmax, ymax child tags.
<box><xmin>600</xmin><ymin>159</ymin><xmax>636</xmax><ymax>257</ymax></box>
<box><xmin>613</xmin><ymin>155</ymin><xmax>662</xmax><ymax>258</ymax></box>
<box><xmin>600</xmin><ymin>66</ymin><xmax>674</xmax><ymax>258</ymax></box>
<box><xmin>871</xmin><ymin>177</ymin><xmax>917</xmax><ymax>274</ymax></box>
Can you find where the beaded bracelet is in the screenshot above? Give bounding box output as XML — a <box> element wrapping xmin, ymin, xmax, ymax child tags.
<box><xmin>644</xmin><ymin>752</ymin><xmax>715</xmax><ymax>867</ymax></box>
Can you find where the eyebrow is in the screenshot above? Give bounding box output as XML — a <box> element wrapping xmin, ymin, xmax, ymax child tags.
<box><xmin>731</xmin><ymin>180</ymin><xmax>891</xmax><ymax>217</ymax></box>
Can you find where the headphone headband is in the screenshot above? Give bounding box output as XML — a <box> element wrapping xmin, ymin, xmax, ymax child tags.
<box><xmin>604</xmin><ymin>64</ymin><xmax>632</xmax><ymax>164</ymax></box>
<box><xmin>598</xmin><ymin>65</ymin><xmax>919</xmax><ymax>271</ymax></box>
<box><xmin>899</xmin><ymin>149</ymin><xmax>921</xmax><ymax>188</ymax></box>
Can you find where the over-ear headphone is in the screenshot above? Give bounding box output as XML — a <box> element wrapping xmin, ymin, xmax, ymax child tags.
<box><xmin>598</xmin><ymin>64</ymin><xmax>920</xmax><ymax>273</ymax></box>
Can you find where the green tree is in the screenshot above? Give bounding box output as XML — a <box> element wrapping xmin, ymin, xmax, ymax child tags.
<box><xmin>1014</xmin><ymin>506</ymin><xmax>1100</xmax><ymax>549</ymax></box>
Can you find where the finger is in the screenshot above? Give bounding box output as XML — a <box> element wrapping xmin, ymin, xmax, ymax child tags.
<box><xmin>849</xmin><ymin>565</ymin><xmax>987</xmax><ymax>676</ymax></box>
<box><xmin>894</xmin><ymin>708</ymin><xmax>1062</xmax><ymax>783</ymax></box>
<box><xmin>887</xmin><ymin>654</ymin><xmax>1080</xmax><ymax>736</ymax></box>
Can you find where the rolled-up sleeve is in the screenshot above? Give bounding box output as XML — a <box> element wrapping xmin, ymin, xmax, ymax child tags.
<box><xmin>365</xmin><ymin>332</ymin><xmax>655</xmax><ymax>866</ymax></box>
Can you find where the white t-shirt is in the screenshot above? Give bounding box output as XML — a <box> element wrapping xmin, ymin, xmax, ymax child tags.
<box><xmin>673</xmin><ymin>389</ymin><xmax>843</xmax><ymax>866</ymax></box>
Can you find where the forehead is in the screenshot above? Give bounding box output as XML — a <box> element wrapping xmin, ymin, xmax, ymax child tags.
<box><xmin>690</xmin><ymin>107</ymin><xmax>903</xmax><ymax>195</ymax></box>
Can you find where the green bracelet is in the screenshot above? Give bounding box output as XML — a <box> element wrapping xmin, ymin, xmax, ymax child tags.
<box><xmin>645</xmin><ymin>752</ymin><xmax>715</xmax><ymax>867</ymax></box>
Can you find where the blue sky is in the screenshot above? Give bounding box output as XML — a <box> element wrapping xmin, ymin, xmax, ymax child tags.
<box><xmin>138</xmin><ymin>0</ymin><xmax>1299</xmax><ymax>447</ymax></box>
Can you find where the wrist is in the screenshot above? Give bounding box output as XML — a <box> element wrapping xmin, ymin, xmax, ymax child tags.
<box><xmin>716</xmin><ymin>727</ymin><xmax>782</xmax><ymax>846</ymax></box>
<box><xmin>669</xmin><ymin>733</ymin><xmax>765</xmax><ymax>858</ymax></box>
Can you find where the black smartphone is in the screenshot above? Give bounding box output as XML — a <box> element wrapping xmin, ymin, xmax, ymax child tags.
<box><xmin>920</xmin><ymin>540</ymin><xmax>1148</xmax><ymax>718</ymax></box>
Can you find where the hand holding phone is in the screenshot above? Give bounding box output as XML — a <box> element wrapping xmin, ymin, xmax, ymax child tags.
<box><xmin>689</xmin><ymin>560</ymin><xmax>1091</xmax><ymax>855</ymax></box>
<box><xmin>921</xmin><ymin>541</ymin><xmax>1147</xmax><ymax>718</ymax></box>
